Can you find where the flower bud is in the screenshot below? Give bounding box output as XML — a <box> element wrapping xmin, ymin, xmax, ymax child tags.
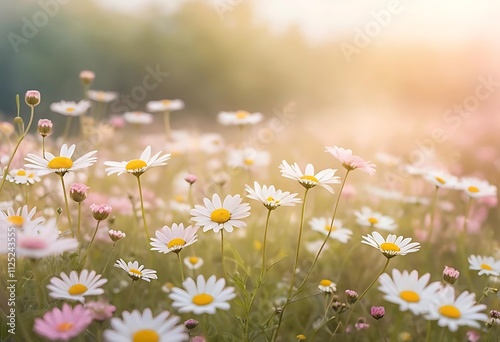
<box><xmin>90</xmin><ymin>203</ymin><xmax>112</xmax><ymax>221</ymax></box>
<box><xmin>38</xmin><ymin>119</ymin><xmax>53</xmax><ymax>137</ymax></box>
<box><xmin>185</xmin><ymin>174</ymin><xmax>198</xmax><ymax>185</ymax></box>
<box><xmin>79</xmin><ymin>70</ymin><xmax>95</xmax><ymax>85</ymax></box>
<box><xmin>370</xmin><ymin>306</ymin><xmax>385</xmax><ymax>320</ymax></box>
<box><xmin>69</xmin><ymin>183</ymin><xmax>89</xmax><ymax>203</ymax></box>
<box><xmin>108</xmin><ymin>229</ymin><xmax>126</xmax><ymax>242</ymax></box>
<box><xmin>443</xmin><ymin>265</ymin><xmax>460</xmax><ymax>284</ymax></box>
<box><xmin>345</xmin><ymin>289</ymin><xmax>358</xmax><ymax>304</ymax></box>
<box><xmin>25</xmin><ymin>90</ymin><xmax>41</xmax><ymax>106</ymax></box>
<box><xmin>184</xmin><ymin>319</ymin><xmax>199</xmax><ymax>330</ymax></box>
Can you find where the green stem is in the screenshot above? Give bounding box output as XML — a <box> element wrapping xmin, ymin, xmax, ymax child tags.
<box><xmin>221</xmin><ymin>230</ymin><xmax>226</xmax><ymax>277</ymax></box>
<box><xmin>63</xmin><ymin>116</ymin><xmax>72</xmax><ymax>141</ymax></box>
<box><xmin>343</xmin><ymin>258</ymin><xmax>390</xmax><ymax>332</ymax></box>
<box><xmin>177</xmin><ymin>252</ymin><xmax>185</xmax><ymax>282</ymax></box>
<box><xmin>427</xmin><ymin>186</ymin><xmax>439</xmax><ymax>243</ymax></box>
<box><xmin>164</xmin><ymin>111</ymin><xmax>171</xmax><ymax>138</ymax></box>
<box><xmin>77</xmin><ymin>202</ymin><xmax>82</xmax><ymax>240</ymax></box>
<box><xmin>0</xmin><ymin>103</ymin><xmax>35</xmax><ymax>194</ymax></box>
<box><xmin>29</xmin><ymin>259</ymin><xmax>46</xmax><ymax>309</ymax></box>
<box><xmin>101</xmin><ymin>244</ymin><xmax>115</xmax><ymax>275</ymax></box>
<box><xmin>136</xmin><ymin>175</ymin><xmax>150</xmax><ymax>240</ymax></box>
<box><xmin>260</xmin><ymin>209</ymin><xmax>272</xmax><ymax>280</ymax></box>
<box><xmin>378</xmin><ymin>320</ymin><xmax>388</xmax><ymax>342</ymax></box>
<box><xmin>42</xmin><ymin>136</ymin><xmax>47</xmax><ymax>160</ymax></box>
<box><xmin>87</xmin><ymin>220</ymin><xmax>101</xmax><ymax>251</ymax></box>
<box><xmin>272</xmin><ymin>188</ymin><xmax>309</xmax><ymax>341</ymax></box>
<box><xmin>60</xmin><ymin>176</ymin><xmax>74</xmax><ymax>237</ymax></box>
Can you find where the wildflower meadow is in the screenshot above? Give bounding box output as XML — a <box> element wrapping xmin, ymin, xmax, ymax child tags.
<box><xmin>0</xmin><ymin>72</ymin><xmax>499</xmax><ymax>342</ymax></box>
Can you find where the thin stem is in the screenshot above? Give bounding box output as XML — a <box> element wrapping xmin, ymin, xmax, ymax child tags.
<box><xmin>101</xmin><ymin>244</ymin><xmax>116</xmax><ymax>274</ymax></box>
<box><xmin>63</xmin><ymin>116</ymin><xmax>72</xmax><ymax>141</ymax></box>
<box><xmin>60</xmin><ymin>176</ymin><xmax>74</xmax><ymax>237</ymax></box>
<box><xmin>0</xmin><ymin>104</ymin><xmax>35</xmax><ymax>193</ymax></box>
<box><xmin>188</xmin><ymin>184</ymin><xmax>194</xmax><ymax>208</ymax></box>
<box><xmin>343</xmin><ymin>258</ymin><xmax>390</xmax><ymax>332</ymax></box>
<box><xmin>124</xmin><ymin>281</ymin><xmax>136</xmax><ymax>309</ymax></box>
<box><xmin>377</xmin><ymin>320</ymin><xmax>388</xmax><ymax>342</ymax></box>
<box><xmin>87</xmin><ymin>220</ymin><xmax>101</xmax><ymax>250</ymax></box>
<box><xmin>164</xmin><ymin>111</ymin><xmax>171</xmax><ymax>138</ymax></box>
<box><xmin>260</xmin><ymin>209</ymin><xmax>273</xmax><ymax>280</ymax></box>
<box><xmin>29</xmin><ymin>259</ymin><xmax>46</xmax><ymax>308</ymax></box>
<box><xmin>77</xmin><ymin>202</ymin><xmax>82</xmax><ymax>240</ymax></box>
<box><xmin>221</xmin><ymin>230</ymin><xmax>226</xmax><ymax>277</ymax></box>
<box><xmin>272</xmin><ymin>188</ymin><xmax>309</xmax><ymax>341</ymax></box>
<box><xmin>425</xmin><ymin>320</ymin><xmax>432</xmax><ymax>342</ymax></box>
<box><xmin>177</xmin><ymin>252</ymin><xmax>185</xmax><ymax>282</ymax></box>
<box><xmin>294</xmin><ymin>171</ymin><xmax>350</xmax><ymax>299</ymax></box>
<box><xmin>136</xmin><ymin>175</ymin><xmax>150</xmax><ymax>240</ymax></box>
<box><xmin>427</xmin><ymin>186</ymin><xmax>439</xmax><ymax>243</ymax></box>
<box><xmin>42</xmin><ymin>136</ymin><xmax>47</xmax><ymax>160</ymax></box>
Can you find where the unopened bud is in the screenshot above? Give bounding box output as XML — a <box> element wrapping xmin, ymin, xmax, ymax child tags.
<box><xmin>25</xmin><ymin>90</ymin><xmax>41</xmax><ymax>107</ymax></box>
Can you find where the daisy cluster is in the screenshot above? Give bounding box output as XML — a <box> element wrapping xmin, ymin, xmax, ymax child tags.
<box><xmin>0</xmin><ymin>80</ymin><xmax>499</xmax><ymax>342</ymax></box>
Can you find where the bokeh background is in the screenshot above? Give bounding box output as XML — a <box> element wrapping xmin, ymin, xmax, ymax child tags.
<box><xmin>2</xmin><ymin>0</ymin><xmax>500</xmax><ymax>183</ymax></box>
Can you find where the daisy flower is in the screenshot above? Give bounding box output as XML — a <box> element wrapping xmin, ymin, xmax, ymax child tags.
<box><xmin>217</xmin><ymin>110</ymin><xmax>263</xmax><ymax>125</ymax></box>
<box><xmin>354</xmin><ymin>206</ymin><xmax>397</xmax><ymax>231</ymax></box>
<box><xmin>104</xmin><ymin>145</ymin><xmax>171</xmax><ymax>177</ymax></box>
<box><xmin>325</xmin><ymin>146</ymin><xmax>376</xmax><ymax>175</ymax></box>
<box><xmin>468</xmin><ymin>255</ymin><xmax>500</xmax><ymax>276</ymax></box>
<box><xmin>318</xmin><ymin>279</ymin><xmax>337</xmax><ymax>293</ymax></box>
<box><xmin>169</xmin><ymin>275</ymin><xmax>236</xmax><ymax>314</ymax></box>
<box><xmin>424</xmin><ymin>170</ymin><xmax>459</xmax><ymax>189</ymax></box>
<box><xmin>5</xmin><ymin>168</ymin><xmax>41</xmax><ymax>185</ymax></box>
<box><xmin>123</xmin><ymin>111</ymin><xmax>153</xmax><ymax>125</ymax></box>
<box><xmin>150</xmin><ymin>223</ymin><xmax>198</xmax><ymax>254</ymax></box>
<box><xmin>309</xmin><ymin>217</ymin><xmax>352</xmax><ymax>244</ymax></box>
<box><xmin>34</xmin><ymin>303</ymin><xmax>93</xmax><ymax>342</ymax></box>
<box><xmin>190</xmin><ymin>194</ymin><xmax>250</xmax><ymax>233</ymax></box>
<box><xmin>245</xmin><ymin>181</ymin><xmax>301</xmax><ymax>210</ymax></box>
<box><xmin>458</xmin><ymin>177</ymin><xmax>497</xmax><ymax>198</ymax></box>
<box><xmin>0</xmin><ymin>205</ymin><xmax>44</xmax><ymax>230</ymax></box>
<box><xmin>425</xmin><ymin>286</ymin><xmax>487</xmax><ymax>332</ymax></box>
<box><xmin>1</xmin><ymin>219</ymin><xmax>79</xmax><ymax>259</ymax></box>
<box><xmin>25</xmin><ymin>144</ymin><xmax>97</xmax><ymax>176</ymax></box>
<box><xmin>199</xmin><ymin>133</ymin><xmax>225</xmax><ymax>154</ymax></box>
<box><xmin>362</xmin><ymin>232</ymin><xmax>421</xmax><ymax>258</ymax></box>
<box><xmin>184</xmin><ymin>256</ymin><xmax>204</xmax><ymax>270</ymax></box>
<box><xmin>147</xmin><ymin>99</ymin><xmax>185</xmax><ymax>112</ymax></box>
<box><xmin>227</xmin><ymin>148</ymin><xmax>270</xmax><ymax>170</ymax></box>
<box><xmin>114</xmin><ymin>259</ymin><xmax>158</xmax><ymax>282</ymax></box>
<box><xmin>104</xmin><ymin>308</ymin><xmax>188</xmax><ymax>342</ymax></box>
<box><xmin>50</xmin><ymin>100</ymin><xmax>90</xmax><ymax>116</ymax></box>
<box><xmin>378</xmin><ymin>269</ymin><xmax>441</xmax><ymax>315</ymax></box>
<box><xmin>87</xmin><ymin>90</ymin><xmax>118</xmax><ymax>103</ymax></box>
<box><xmin>279</xmin><ymin>161</ymin><xmax>340</xmax><ymax>193</ymax></box>
<box><xmin>47</xmin><ymin>270</ymin><xmax>107</xmax><ymax>303</ymax></box>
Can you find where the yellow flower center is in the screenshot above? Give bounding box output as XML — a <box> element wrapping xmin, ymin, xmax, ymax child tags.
<box><xmin>480</xmin><ymin>263</ymin><xmax>493</xmax><ymax>270</ymax></box>
<box><xmin>399</xmin><ymin>290</ymin><xmax>420</xmax><ymax>303</ymax></box>
<box><xmin>320</xmin><ymin>279</ymin><xmax>333</xmax><ymax>286</ymax></box>
<box><xmin>236</xmin><ymin>110</ymin><xmax>249</xmax><ymax>119</ymax></box>
<box><xmin>126</xmin><ymin>159</ymin><xmax>147</xmax><ymax>171</ymax></box>
<box><xmin>244</xmin><ymin>158</ymin><xmax>254</xmax><ymax>166</ymax></box>
<box><xmin>174</xmin><ymin>195</ymin><xmax>185</xmax><ymax>203</ymax></box>
<box><xmin>189</xmin><ymin>257</ymin><xmax>199</xmax><ymax>265</ymax></box>
<box><xmin>57</xmin><ymin>322</ymin><xmax>73</xmax><ymax>332</ymax></box>
<box><xmin>468</xmin><ymin>186</ymin><xmax>480</xmax><ymax>193</ymax></box>
<box><xmin>7</xmin><ymin>215</ymin><xmax>24</xmax><ymax>227</ymax></box>
<box><xmin>129</xmin><ymin>268</ymin><xmax>142</xmax><ymax>276</ymax></box>
<box><xmin>97</xmin><ymin>92</ymin><xmax>106</xmax><ymax>101</ymax></box>
<box><xmin>133</xmin><ymin>329</ymin><xmax>159</xmax><ymax>342</ymax></box>
<box><xmin>192</xmin><ymin>293</ymin><xmax>214</xmax><ymax>306</ymax></box>
<box><xmin>254</xmin><ymin>240</ymin><xmax>262</xmax><ymax>250</ymax></box>
<box><xmin>300</xmin><ymin>175</ymin><xmax>318</xmax><ymax>183</ymax></box>
<box><xmin>68</xmin><ymin>283</ymin><xmax>88</xmax><ymax>295</ymax></box>
<box><xmin>161</xmin><ymin>100</ymin><xmax>172</xmax><ymax>106</ymax></box>
<box><xmin>167</xmin><ymin>238</ymin><xmax>186</xmax><ymax>249</ymax></box>
<box><xmin>48</xmin><ymin>156</ymin><xmax>73</xmax><ymax>170</ymax></box>
<box><xmin>380</xmin><ymin>242</ymin><xmax>400</xmax><ymax>252</ymax></box>
<box><xmin>324</xmin><ymin>225</ymin><xmax>336</xmax><ymax>232</ymax></box>
<box><xmin>16</xmin><ymin>169</ymin><xmax>27</xmax><ymax>176</ymax></box>
<box><xmin>438</xmin><ymin>305</ymin><xmax>461</xmax><ymax>319</ymax></box>
<box><xmin>368</xmin><ymin>217</ymin><xmax>378</xmax><ymax>225</ymax></box>
<box><xmin>435</xmin><ymin>176</ymin><xmax>446</xmax><ymax>184</ymax></box>
<box><xmin>66</xmin><ymin>107</ymin><xmax>75</xmax><ymax>113</ymax></box>
<box><xmin>210</xmin><ymin>208</ymin><xmax>231</xmax><ymax>224</ymax></box>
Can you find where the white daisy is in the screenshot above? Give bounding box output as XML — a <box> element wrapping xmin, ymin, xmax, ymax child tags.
<box><xmin>468</xmin><ymin>255</ymin><xmax>500</xmax><ymax>276</ymax></box>
<box><xmin>123</xmin><ymin>111</ymin><xmax>153</xmax><ymax>125</ymax></box>
<box><xmin>199</xmin><ymin>133</ymin><xmax>225</xmax><ymax>154</ymax></box>
<box><xmin>318</xmin><ymin>279</ymin><xmax>337</xmax><ymax>293</ymax></box>
<box><xmin>114</xmin><ymin>259</ymin><xmax>158</xmax><ymax>282</ymax></box>
<box><xmin>104</xmin><ymin>308</ymin><xmax>188</xmax><ymax>342</ymax></box>
<box><xmin>104</xmin><ymin>145</ymin><xmax>171</xmax><ymax>177</ymax></box>
<box><xmin>169</xmin><ymin>275</ymin><xmax>236</xmax><ymax>314</ymax></box>
<box><xmin>50</xmin><ymin>100</ymin><xmax>91</xmax><ymax>116</ymax></box>
<box><xmin>47</xmin><ymin>270</ymin><xmax>107</xmax><ymax>303</ymax></box>
<box><xmin>184</xmin><ymin>256</ymin><xmax>204</xmax><ymax>270</ymax></box>
<box><xmin>227</xmin><ymin>148</ymin><xmax>270</xmax><ymax>170</ymax></box>
<box><xmin>378</xmin><ymin>269</ymin><xmax>441</xmax><ymax>315</ymax></box>
<box><xmin>279</xmin><ymin>161</ymin><xmax>340</xmax><ymax>193</ymax></box>
<box><xmin>0</xmin><ymin>205</ymin><xmax>44</xmax><ymax>230</ymax></box>
<box><xmin>245</xmin><ymin>181</ymin><xmax>301</xmax><ymax>210</ymax></box>
<box><xmin>150</xmin><ymin>223</ymin><xmax>198</xmax><ymax>254</ymax></box>
<box><xmin>361</xmin><ymin>232</ymin><xmax>421</xmax><ymax>258</ymax></box>
<box><xmin>217</xmin><ymin>110</ymin><xmax>263</xmax><ymax>126</ymax></box>
<box><xmin>146</xmin><ymin>99</ymin><xmax>185</xmax><ymax>112</ymax></box>
<box><xmin>354</xmin><ymin>207</ymin><xmax>397</xmax><ymax>231</ymax></box>
<box><xmin>190</xmin><ymin>194</ymin><xmax>250</xmax><ymax>233</ymax></box>
<box><xmin>425</xmin><ymin>286</ymin><xmax>487</xmax><ymax>332</ymax></box>
<box><xmin>424</xmin><ymin>170</ymin><xmax>459</xmax><ymax>189</ymax></box>
<box><xmin>309</xmin><ymin>217</ymin><xmax>352</xmax><ymax>244</ymax></box>
<box><xmin>458</xmin><ymin>177</ymin><xmax>497</xmax><ymax>198</ymax></box>
<box><xmin>0</xmin><ymin>219</ymin><xmax>79</xmax><ymax>259</ymax></box>
<box><xmin>87</xmin><ymin>90</ymin><xmax>118</xmax><ymax>103</ymax></box>
<box><xmin>25</xmin><ymin>144</ymin><xmax>97</xmax><ymax>176</ymax></box>
<box><xmin>5</xmin><ymin>168</ymin><xmax>41</xmax><ymax>185</ymax></box>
